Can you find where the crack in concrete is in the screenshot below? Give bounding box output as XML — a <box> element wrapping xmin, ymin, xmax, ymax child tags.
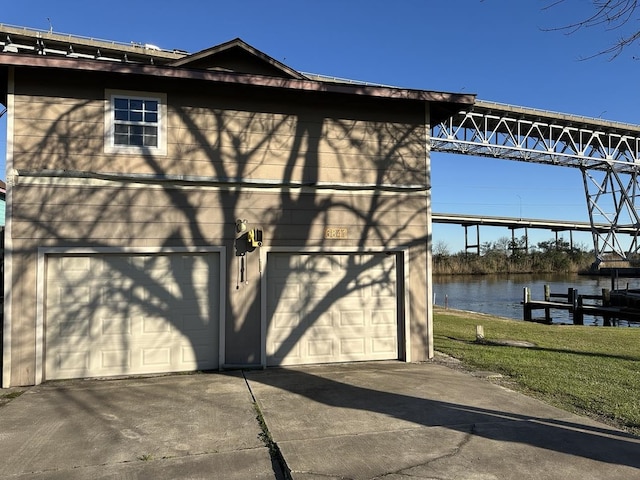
<box><xmin>279</xmin><ymin>426</ymin><xmax>477</xmax><ymax>480</ymax></box>
<box><xmin>242</xmin><ymin>370</ymin><xmax>293</xmax><ymax>480</ymax></box>
<box><xmin>369</xmin><ymin>424</ymin><xmax>477</xmax><ymax>480</ymax></box>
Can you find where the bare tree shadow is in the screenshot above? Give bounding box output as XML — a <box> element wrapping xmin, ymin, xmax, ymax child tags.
<box><xmin>6</xmin><ymin>73</ymin><xmax>433</xmax><ymax>385</ymax></box>
<box><xmin>246</xmin><ymin>365</ymin><xmax>640</xmax><ymax>470</ymax></box>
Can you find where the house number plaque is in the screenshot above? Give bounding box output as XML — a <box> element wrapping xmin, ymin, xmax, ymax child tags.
<box><xmin>324</xmin><ymin>227</ymin><xmax>348</xmax><ymax>239</ymax></box>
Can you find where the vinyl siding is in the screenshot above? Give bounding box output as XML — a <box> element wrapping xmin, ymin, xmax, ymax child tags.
<box><xmin>12</xmin><ymin>70</ymin><xmax>427</xmax><ymax>187</ymax></box>
<box><xmin>6</xmin><ymin>66</ymin><xmax>432</xmax><ymax>384</ymax></box>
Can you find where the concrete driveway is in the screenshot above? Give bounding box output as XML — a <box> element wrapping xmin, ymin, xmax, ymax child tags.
<box><xmin>1</xmin><ymin>362</ymin><xmax>639</xmax><ymax>479</ymax></box>
<box><xmin>0</xmin><ymin>372</ymin><xmax>277</xmax><ymax>479</ymax></box>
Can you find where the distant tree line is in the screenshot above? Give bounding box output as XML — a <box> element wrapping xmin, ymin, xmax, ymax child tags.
<box><xmin>432</xmin><ymin>236</ymin><xmax>594</xmax><ymax>274</ymax></box>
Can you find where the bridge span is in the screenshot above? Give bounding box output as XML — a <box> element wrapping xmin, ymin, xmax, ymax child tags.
<box><xmin>431</xmin><ymin>213</ymin><xmax>639</xmax><ymax>255</ymax></box>
<box><xmin>432</xmin><ymin>100</ymin><xmax>640</xmax><ymax>264</ymax></box>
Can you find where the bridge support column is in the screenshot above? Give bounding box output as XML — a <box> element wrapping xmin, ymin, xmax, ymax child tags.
<box><xmin>464</xmin><ymin>224</ymin><xmax>480</xmax><ymax>255</ymax></box>
<box><xmin>509</xmin><ymin>227</ymin><xmax>528</xmax><ymax>254</ymax></box>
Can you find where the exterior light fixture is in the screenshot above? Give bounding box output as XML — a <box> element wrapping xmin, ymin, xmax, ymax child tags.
<box><xmin>236</xmin><ymin>219</ymin><xmax>247</xmax><ymax>233</ymax></box>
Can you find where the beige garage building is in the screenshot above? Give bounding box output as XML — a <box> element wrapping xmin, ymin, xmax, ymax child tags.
<box><xmin>0</xmin><ymin>26</ymin><xmax>474</xmax><ymax>387</ymax></box>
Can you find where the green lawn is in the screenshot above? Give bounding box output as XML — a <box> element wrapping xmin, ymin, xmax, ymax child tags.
<box><xmin>433</xmin><ymin>307</ymin><xmax>640</xmax><ymax>436</ymax></box>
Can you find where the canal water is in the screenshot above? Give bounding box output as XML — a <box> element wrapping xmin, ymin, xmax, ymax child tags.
<box><xmin>432</xmin><ymin>273</ymin><xmax>640</xmax><ymax>326</ymax></box>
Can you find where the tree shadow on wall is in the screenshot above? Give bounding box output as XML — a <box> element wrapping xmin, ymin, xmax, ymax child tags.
<box><xmin>9</xmin><ymin>85</ymin><xmax>430</xmax><ymax>382</ymax></box>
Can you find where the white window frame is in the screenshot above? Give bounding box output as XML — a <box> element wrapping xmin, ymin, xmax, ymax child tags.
<box><xmin>104</xmin><ymin>89</ymin><xmax>167</xmax><ymax>155</ymax></box>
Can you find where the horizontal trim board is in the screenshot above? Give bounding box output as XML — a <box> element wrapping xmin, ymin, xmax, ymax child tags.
<box><xmin>15</xmin><ymin>170</ymin><xmax>430</xmax><ymax>193</ymax></box>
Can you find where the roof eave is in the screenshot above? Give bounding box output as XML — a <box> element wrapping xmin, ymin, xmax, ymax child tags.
<box><xmin>0</xmin><ymin>53</ymin><xmax>475</xmax><ymax>112</ymax></box>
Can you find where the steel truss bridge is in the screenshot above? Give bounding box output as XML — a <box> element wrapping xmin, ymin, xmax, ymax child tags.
<box><xmin>432</xmin><ymin>100</ymin><xmax>640</xmax><ymax>265</ymax></box>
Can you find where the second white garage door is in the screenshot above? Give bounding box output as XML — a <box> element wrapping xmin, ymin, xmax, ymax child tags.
<box><xmin>266</xmin><ymin>252</ymin><xmax>398</xmax><ymax>366</ymax></box>
<box><xmin>44</xmin><ymin>252</ymin><xmax>220</xmax><ymax>380</ymax></box>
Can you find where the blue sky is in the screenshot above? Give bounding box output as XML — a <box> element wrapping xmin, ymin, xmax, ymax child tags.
<box><xmin>1</xmin><ymin>0</ymin><xmax>638</xmax><ymax>252</ymax></box>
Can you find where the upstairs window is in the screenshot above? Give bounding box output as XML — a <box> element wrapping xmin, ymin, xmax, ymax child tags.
<box><xmin>105</xmin><ymin>90</ymin><xmax>167</xmax><ymax>155</ymax></box>
<box><xmin>114</xmin><ymin>97</ymin><xmax>158</xmax><ymax>147</ymax></box>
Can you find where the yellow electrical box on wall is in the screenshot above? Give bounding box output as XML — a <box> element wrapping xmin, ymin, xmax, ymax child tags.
<box><xmin>248</xmin><ymin>229</ymin><xmax>263</xmax><ymax>247</ymax></box>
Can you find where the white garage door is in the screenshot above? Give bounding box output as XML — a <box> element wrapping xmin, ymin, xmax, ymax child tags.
<box><xmin>266</xmin><ymin>252</ymin><xmax>398</xmax><ymax>366</ymax></box>
<box><xmin>45</xmin><ymin>252</ymin><xmax>220</xmax><ymax>380</ymax></box>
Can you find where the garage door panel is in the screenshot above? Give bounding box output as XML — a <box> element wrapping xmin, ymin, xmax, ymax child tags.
<box><xmin>142</xmin><ymin>316</ymin><xmax>173</xmax><ymax>334</ymax></box>
<box><xmin>54</xmin><ymin>318</ymin><xmax>91</xmax><ymax>339</ymax></box>
<box><xmin>308</xmin><ymin>339</ymin><xmax>334</xmax><ymax>357</ymax></box>
<box><xmin>181</xmin><ymin>313</ymin><xmax>215</xmax><ymax>332</ymax></box>
<box><xmin>53</xmin><ymin>351</ymin><xmax>90</xmax><ymax>375</ymax></box>
<box><xmin>270</xmin><ymin>254</ymin><xmax>297</xmax><ymax>273</ymax></box>
<box><xmin>270</xmin><ymin>340</ymin><xmax>301</xmax><ymax>361</ymax></box>
<box><xmin>267</xmin><ymin>252</ymin><xmax>398</xmax><ymax>366</ymax></box>
<box><xmin>133</xmin><ymin>284</ymin><xmax>178</xmax><ymax>305</ymax></box>
<box><xmin>305</xmin><ymin>255</ymin><xmax>337</xmax><ymax>272</ymax></box>
<box><xmin>372</xmin><ymin>282</ymin><xmax>395</xmax><ymax>297</ymax></box>
<box><xmin>333</xmin><ymin>294</ymin><xmax>367</xmax><ymax>311</ymax></box>
<box><xmin>182</xmin><ymin>344</ymin><xmax>209</xmax><ymax>365</ymax></box>
<box><xmin>100</xmin><ymin>284</ymin><xmax>133</xmax><ymax>304</ymax></box>
<box><xmin>45</xmin><ymin>252</ymin><xmax>220</xmax><ymax>380</ymax></box>
<box><xmin>100</xmin><ymin>316</ymin><xmax>133</xmax><ymax>336</ymax></box>
<box><xmin>96</xmin><ymin>305</ymin><xmax>140</xmax><ymax>323</ymax></box>
<box><xmin>101</xmin><ymin>349</ymin><xmax>131</xmax><ymax>369</ymax></box>
<box><xmin>272</xmin><ymin>311</ymin><xmax>301</xmax><ymax>330</ymax></box>
<box><xmin>55</xmin><ymin>285</ymin><xmax>93</xmax><ymax>306</ymax></box>
<box><xmin>141</xmin><ymin>347</ymin><xmax>171</xmax><ymax>367</ymax></box>
<box><xmin>372</xmin><ymin>336</ymin><xmax>397</xmax><ymax>354</ymax></box>
<box><xmin>315</xmin><ymin>312</ymin><xmax>333</xmax><ymax>327</ymax></box>
<box><xmin>191</xmin><ymin>296</ymin><xmax>215</xmax><ymax>310</ymax></box>
<box><xmin>270</xmin><ymin>281</ymin><xmax>301</xmax><ymax>300</ymax></box>
<box><xmin>340</xmin><ymin>338</ymin><xmax>365</xmax><ymax>356</ymax></box>
<box><xmin>339</xmin><ymin>310</ymin><xmax>366</xmax><ymax>326</ymax></box>
<box><xmin>308</xmin><ymin>281</ymin><xmax>334</xmax><ymax>298</ymax></box>
<box><xmin>182</xmin><ymin>284</ymin><xmax>213</xmax><ymax>300</ymax></box>
<box><xmin>372</xmin><ymin>309</ymin><xmax>396</xmax><ymax>324</ymax></box>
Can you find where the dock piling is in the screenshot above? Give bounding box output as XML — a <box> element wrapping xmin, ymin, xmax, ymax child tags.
<box><xmin>523</xmin><ymin>287</ymin><xmax>532</xmax><ymax>321</ymax></box>
<box><xmin>574</xmin><ymin>295</ymin><xmax>584</xmax><ymax>325</ymax></box>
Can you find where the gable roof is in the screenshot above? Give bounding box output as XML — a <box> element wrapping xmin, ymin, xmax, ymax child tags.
<box><xmin>168</xmin><ymin>38</ymin><xmax>307</xmax><ymax>80</ymax></box>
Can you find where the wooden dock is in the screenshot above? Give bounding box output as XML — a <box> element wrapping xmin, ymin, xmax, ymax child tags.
<box><xmin>522</xmin><ymin>285</ymin><xmax>640</xmax><ymax>325</ymax></box>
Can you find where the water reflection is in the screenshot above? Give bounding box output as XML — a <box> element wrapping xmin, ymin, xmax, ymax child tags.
<box><xmin>432</xmin><ymin>273</ymin><xmax>640</xmax><ymax>326</ymax></box>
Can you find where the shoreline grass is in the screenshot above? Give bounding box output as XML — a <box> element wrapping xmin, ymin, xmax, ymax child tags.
<box><xmin>433</xmin><ymin>307</ymin><xmax>640</xmax><ymax>436</ymax></box>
